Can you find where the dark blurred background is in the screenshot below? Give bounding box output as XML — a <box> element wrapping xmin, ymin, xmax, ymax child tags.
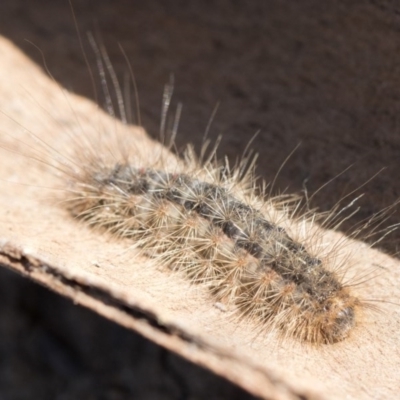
<box><xmin>1</xmin><ymin>0</ymin><xmax>400</xmax><ymax>398</ymax></box>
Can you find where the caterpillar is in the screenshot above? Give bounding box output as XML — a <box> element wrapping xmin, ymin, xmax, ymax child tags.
<box><xmin>66</xmin><ymin>143</ymin><xmax>361</xmax><ymax>345</ymax></box>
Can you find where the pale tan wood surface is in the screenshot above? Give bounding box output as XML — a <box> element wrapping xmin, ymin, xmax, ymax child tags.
<box><xmin>0</xmin><ymin>35</ymin><xmax>400</xmax><ymax>400</ymax></box>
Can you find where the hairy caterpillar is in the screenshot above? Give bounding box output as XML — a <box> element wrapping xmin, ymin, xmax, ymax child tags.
<box><xmin>66</xmin><ymin>137</ymin><xmax>362</xmax><ymax>345</ymax></box>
